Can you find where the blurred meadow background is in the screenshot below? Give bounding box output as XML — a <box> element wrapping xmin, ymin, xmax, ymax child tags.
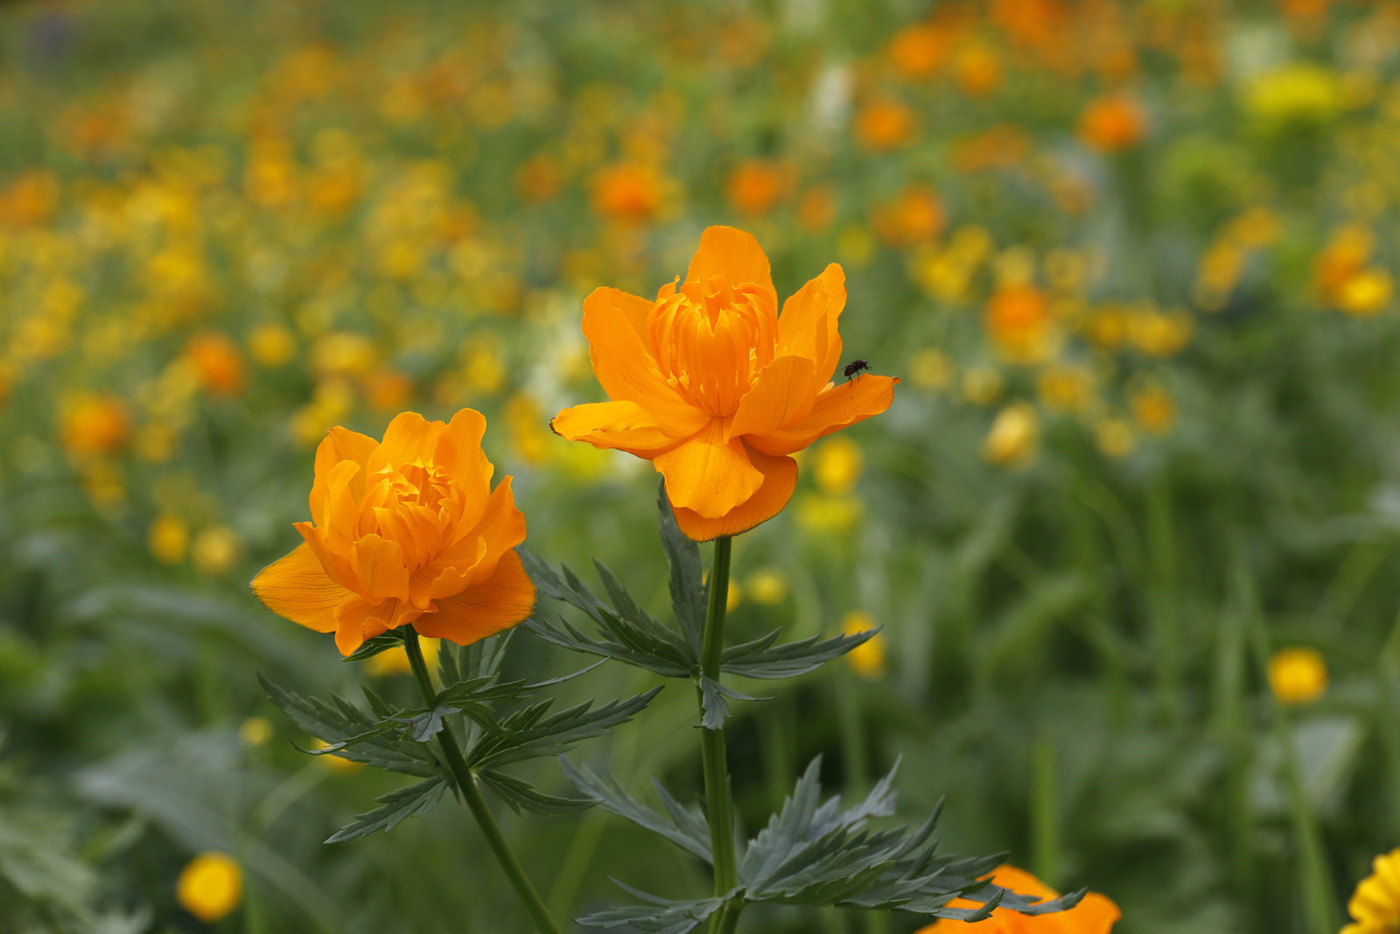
<box><xmin>2</xmin><ymin>0</ymin><xmax>1400</xmax><ymax>931</ymax></box>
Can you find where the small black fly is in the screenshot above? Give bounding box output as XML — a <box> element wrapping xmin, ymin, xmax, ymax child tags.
<box><xmin>843</xmin><ymin>359</ymin><xmax>870</xmax><ymax>381</ymax></box>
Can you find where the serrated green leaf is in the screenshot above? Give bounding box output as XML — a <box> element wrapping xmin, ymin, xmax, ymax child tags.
<box><xmin>390</xmin><ymin>706</ymin><xmax>459</xmax><ymax>742</ymax></box>
<box><xmin>726</xmin><ymin>756</ymin><xmax>1082</xmax><ymax>920</ymax></box>
<box><xmin>576</xmin><ymin>882</ymin><xmax>724</xmax><ymax>933</ymax></box>
<box><xmin>476</xmin><ymin>770</ymin><xmax>594</xmax><ymax>815</ymax></box>
<box><xmin>560</xmin><ymin>759</ymin><xmax>712</xmax><ymax>863</ymax></box>
<box><xmin>521</xmin><ymin>548</ymin><xmax>699</xmax><ymax>678</ymax></box>
<box><xmin>466</xmin><ymin>688</ymin><xmax>662</xmax><ymax>769</ymax></box>
<box><xmin>657</xmin><ymin>482</ymin><xmax>705</xmax><ymax>656</ymax></box>
<box><xmin>696</xmin><ymin>675</ymin><xmax>765</xmax><ymax>729</ymax></box>
<box><xmin>340</xmin><ymin>632</ymin><xmax>404</xmax><ymax>663</ymax></box>
<box><xmin>324</xmin><ymin>778</ymin><xmax>448</xmax><ymax>843</ymax></box>
<box><xmin>258</xmin><ymin>673</ymin><xmax>438</xmax><ymax>777</ymax></box>
<box><xmin>722</xmin><ymin>628</ymin><xmax>877</xmax><ymax>679</ymax></box>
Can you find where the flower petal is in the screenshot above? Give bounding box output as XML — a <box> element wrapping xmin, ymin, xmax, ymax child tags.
<box><xmin>422</xmin><ymin>477</ymin><xmax>528</xmax><ymax>600</ymax></box>
<box><xmin>727</xmin><ymin>355</ymin><xmax>819</xmax><ymax>442</ymax></box>
<box><xmin>351</xmin><ymin>534</ymin><xmax>411</xmax><ymax>602</ymax></box>
<box><xmin>583</xmin><ymin>288</ymin><xmax>703</xmax><ymax>429</ymax></box>
<box><xmin>367</xmin><ymin>411</ymin><xmax>445</xmax><ymax>477</ymax></box>
<box><xmin>296</xmin><ymin>521</ymin><xmax>360</xmax><ymax>592</ymax></box>
<box><xmin>777</xmin><ymin>263</ymin><xmax>845</xmax><ymax>380</ymax></box>
<box><xmin>552</xmin><ymin>400</ymin><xmax>689</xmax><ymax>457</ymax></box>
<box><xmin>746</xmin><ymin>375</ymin><xmax>899</xmax><ymax>457</ymax></box>
<box><xmin>415</xmin><ymin>549</ymin><xmax>536</xmax><ymax>646</ymax></box>
<box><xmin>686</xmin><ymin>226</ymin><xmax>775</xmax><ymax>302</ymax></box>
<box><xmin>333</xmin><ymin>595</ymin><xmax>422</xmax><ymax>655</ymax></box>
<box><xmin>654</xmin><ymin>419</ymin><xmax>764</xmax><ymax>519</ymax></box>
<box><xmin>250</xmin><ymin>543</ymin><xmax>350</xmax><ymax>634</ymax></box>
<box><xmin>671</xmin><ymin>448</ymin><xmax>797</xmax><ymax>541</ymax></box>
<box><xmin>309</xmin><ymin>427</ymin><xmax>376</xmax><ymax>523</ymax></box>
<box><xmin>432</xmin><ymin>408</ymin><xmax>492</xmax><ymax>499</ymax></box>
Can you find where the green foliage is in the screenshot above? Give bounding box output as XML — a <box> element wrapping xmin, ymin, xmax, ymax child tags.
<box><xmin>525</xmin><ymin>491</ymin><xmax>874</xmax><ymax>728</ymax></box>
<box><xmin>260</xmin><ymin>634</ymin><xmax>658</xmax><ymax>839</ymax></box>
<box><xmin>571</xmin><ymin>757</ymin><xmax>1084</xmax><ymax>931</ymax></box>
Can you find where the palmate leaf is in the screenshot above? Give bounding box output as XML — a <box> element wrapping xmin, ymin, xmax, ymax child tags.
<box><xmin>560</xmin><ymin>759</ymin><xmax>712</xmax><ymax>863</ymax></box>
<box><xmin>257</xmin><ymin>673</ymin><xmax>439</xmax><ymax>778</ymax></box>
<box><xmin>476</xmin><ymin>769</ymin><xmax>593</xmax><ymax>815</ymax></box>
<box><xmin>576</xmin><ymin>884</ymin><xmax>724</xmax><ymax>934</ymax></box>
<box><xmin>580</xmin><ymin>755</ymin><xmax>1084</xmax><ymax>924</ymax></box>
<box><xmin>324</xmin><ymin>777</ymin><xmax>449</xmax><ymax>843</ymax></box>
<box><xmin>722</xmin><ymin>628</ymin><xmax>877</xmax><ymax>679</ymax></box>
<box><xmin>465</xmin><ymin>688</ymin><xmax>662</xmax><ymax>770</ymax></box>
<box><xmin>737</xmin><ymin>757</ymin><xmax>1084</xmax><ymax>919</ymax></box>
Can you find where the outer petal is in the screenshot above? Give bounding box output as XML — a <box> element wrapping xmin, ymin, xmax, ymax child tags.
<box><xmin>686</xmin><ymin>227</ymin><xmax>776</xmax><ymax>303</ymax></box>
<box><xmin>583</xmin><ymin>288</ymin><xmax>705</xmax><ymax>429</ymax></box>
<box><xmin>670</xmin><ymin>448</ymin><xmax>798</xmax><ymax>541</ymax></box>
<box><xmin>296</xmin><ymin>521</ymin><xmax>360</xmax><ymax>592</ymax></box>
<box><xmin>653</xmin><ymin>419</ymin><xmax>765</xmax><ymax>519</ymax></box>
<box><xmin>432</xmin><ymin>408</ymin><xmax>492</xmax><ymax>501</ymax></box>
<box><xmin>746</xmin><ymin>375</ymin><xmax>899</xmax><ymax>457</ymax></box>
<box><xmin>414</xmin><ymin>549</ymin><xmax>536</xmax><ymax>646</ymax></box>
<box><xmin>250</xmin><ymin>543</ymin><xmax>350</xmax><ymax>633</ymax></box>
<box><xmin>777</xmin><ymin>263</ymin><xmax>845</xmax><ymax>381</ymax></box>
<box><xmin>332</xmin><ymin>595</ymin><xmax>423</xmax><ymax>655</ymax></box>
<box><xmin>552</xmin><ymin>400</ymin><xmax>690</xmax><ymax>458</ymax></box>
<box><xmin>310</xmin><ymin>427</ymin><xmax>376</xmax><ymax>523</ymax></box>
<box><xmin>727</xmin><ymin>355</ymin><xmax>819</xmax><ymax>442</ymax></box>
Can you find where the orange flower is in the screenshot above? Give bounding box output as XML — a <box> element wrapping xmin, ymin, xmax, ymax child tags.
<box><xmin>873</xmin><ymin>185</ymin><xmax>945</xmax><ymax>247</ymax></box>
<box><xmin>888</xmin><ymin>23</ymin><xmax>953</xmax><ymax>78</ymax></box>
<box><xmin>552</xmin><ymin>226</ymin><xmax>898</xmax><ymax>541</ymax></box>
<box><xmin>918</xmin><ymin>865</ymin><xmax>1120</xmax><ymax>933</ymax></box>
<box><xmin>1077</xmin><ymin>93</ymin><xmax>1147</xmax><ymax>152</ymax></box>
<box><xmin>184</xmin><ymin>332</ymin><xmax>246</xmax><ymax>397</ymax></box>
<box><xmin>855</xmin><ymin>97</ymin><xmax>916</xmax><ymax>151</ymax></box>
<box><xmin>590</xmin><ymin>161</ymin><xmax>667</xmax><ymax>226</ymax></box>
<box><xmin>60</xmin><ymin>394</ymin><xmax>131</xmax><ymax>459</ymax></box>
<box><xmin>251</xmin><ymin>409</ymin><xmax>535</xmax><ymax>655</ymax></box>
<box><xmin>726</xmin><ymin>159</ymin><xmax>789</xmax><ymax>217</ymax></box>
<box><xmin>984</xmin><ymin>284</ymin><xmax>1055</xmax><ymax>363</ymax></box>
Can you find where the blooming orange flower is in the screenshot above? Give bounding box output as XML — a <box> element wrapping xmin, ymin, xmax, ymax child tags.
<box><xmin>918</xmin><ymin>865</ymin><xmax>1120</xmax><ymax>933</ymax></box>
<box><xmin>251</xmin><ymin>409</ymin><xmax>535</xmax><ymax>655</ymax></box>
<box><xmin>552</xmin><ymin>226</ymin><xmax>898</xmax><ymax>541</ymax></box>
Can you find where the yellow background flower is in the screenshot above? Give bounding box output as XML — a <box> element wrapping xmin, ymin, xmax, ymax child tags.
<box><xmin>176</xmin><ymin>851</ymin><xmax>243</xmax><ymax>924</ymax></box>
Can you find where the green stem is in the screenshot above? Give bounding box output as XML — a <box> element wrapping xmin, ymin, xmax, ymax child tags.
<box><xmin>402</xmin><ymin>630</ymin><xmax>563</xmax><ymax>934</ymax></box>
<box><xmin>698</xmin><ymin>536</ymin><xmax>742</xmax><ymax>933</ymax></box>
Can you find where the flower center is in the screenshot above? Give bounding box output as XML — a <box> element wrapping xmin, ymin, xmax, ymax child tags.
<box><xmin>361</xmin><ymin>459</ymin><xmax>466</xmax><ymax>568</ymax></box>
<box><xmin>648</xmin><ymin>274</ymin><xmax>777</xmax><ymax>416</ymax></box>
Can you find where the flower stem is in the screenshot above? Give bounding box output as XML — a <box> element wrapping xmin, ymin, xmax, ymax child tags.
<box><xmin>698</xmin><ymin>536</ymin><xmax>741</xmax><ymax>933</ymax></box>
<box><xmin>402</xmin><ymin>629</ymin><xmax>562</xmax><ymax>934</ymax></box>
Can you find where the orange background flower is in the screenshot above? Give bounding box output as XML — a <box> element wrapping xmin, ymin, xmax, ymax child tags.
<box><xmin>918</xmin><ymin>865</ymin><xmax>1120</xmax><ymax>933</ymax></box>
<box><xmin>553</xmin><ymin>226</ymin><xmax>898</xmax><ymax>540</ymax></box>
<box><xmin>251</xmin><ymin>408</ymin><xmax>535</xmax><ymax>654</ymax></box>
